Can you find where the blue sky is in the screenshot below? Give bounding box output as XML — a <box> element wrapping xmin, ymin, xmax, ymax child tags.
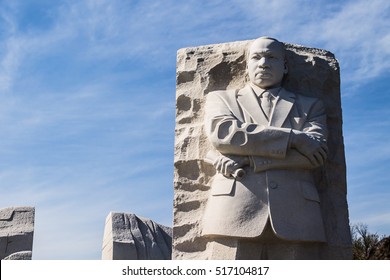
<box><xmin>0</xmin><ymin>0</ymin><xmax>389</xmax><ymax>259</ymax></box>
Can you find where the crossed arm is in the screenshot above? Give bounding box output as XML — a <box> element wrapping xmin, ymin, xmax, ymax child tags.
<box><xmin>204</xmin><ymin>91</ymin><xmax>328</xmax><ymax>175</ymax></box>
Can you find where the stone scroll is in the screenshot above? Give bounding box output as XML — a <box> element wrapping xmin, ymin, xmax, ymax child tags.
<box><xmin>173</xmin><ymin>39</ymin><xmax>352</xmax><ymax>259</ymax></box>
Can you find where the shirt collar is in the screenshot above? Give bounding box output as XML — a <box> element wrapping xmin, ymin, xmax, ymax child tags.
<box><xmin>249</xmin><ymin>83</ymin><xmax>281</xmax><ymax>98</ymax></box>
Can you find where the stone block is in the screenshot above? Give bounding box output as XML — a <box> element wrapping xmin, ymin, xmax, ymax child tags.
<box><xmin>0</xmin><ymin>206</ymin><xmax>35</xmax><ymax>260</ymax></box>
<box><xmin>102</xmin><ymin>212</ymin><xmax>172</xmax><ymax>260</ymax></box>
<box><xmin>173</xmin><ymin>38</ymin><xmax>352</xmax><ymax>259</ymax></box>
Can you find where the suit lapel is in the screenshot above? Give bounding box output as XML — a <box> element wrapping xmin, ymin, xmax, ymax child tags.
<box><xmin>237</xmin><ymin>85</ymin><xmax>269</xmax><ymax>124</ymax></box>
<box><xmin>270</xmin><ymin>88</ymin><xmax>296</xmax><ymax>127</ymax></box>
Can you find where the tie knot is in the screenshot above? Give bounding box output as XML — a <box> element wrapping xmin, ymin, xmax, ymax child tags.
<box><xmin>261</xmin><ymin>91</ymin><xmax>272</xmax><ymax>101</ymax></box>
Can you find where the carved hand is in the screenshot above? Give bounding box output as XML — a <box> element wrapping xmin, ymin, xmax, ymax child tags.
<box><xmin>212</xmin><ymin>154</ymin><xmax>248</xmax><ymax>179</ymax></box>
<box><xmin>290</xmin><ymin>130</ymin><xmax>328</xmax><ymax>167</ymax></box>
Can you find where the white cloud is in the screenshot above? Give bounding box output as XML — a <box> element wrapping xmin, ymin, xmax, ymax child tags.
<box><xmin>1</xmin><ymin>0</ymin><xmax>388</xmax><ymax>93</ymax></box>
<box><xmin>0</xmin><ymin>37</ymin><xmax>23</xmax><ymax>92</ymax></box>
<box><xmin>363</xmin><ymin>212</ymin><xmax>390</xmax><ymax>227</ymax></box>
<box><xmin>349</xmin><ymin>191</ymin><xmax>390</xmax><ymax>235</ymax></box>
<box><xmin>316</xmin><ymin>0</ymin><xmax>390</xmax><ymax>83</ymax></box>
<box><xmin>234</xmin><ymin>0</ymin><xmax>390</xmax><ymax>88</ymax></box>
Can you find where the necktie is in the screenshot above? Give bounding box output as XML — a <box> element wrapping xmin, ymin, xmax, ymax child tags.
<box><xmin>261</xmin><ymin>91</ymin><xmax>272</xmax><ymax>118</ymax></box>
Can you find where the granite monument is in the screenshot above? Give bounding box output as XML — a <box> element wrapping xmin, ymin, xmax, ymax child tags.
<box><xmin>173</xmin><ymin>36</ymin><xmax>352</xmax><ymax>259</ymax></box>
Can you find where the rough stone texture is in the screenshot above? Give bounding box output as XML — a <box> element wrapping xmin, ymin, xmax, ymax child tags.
<box><xmin>173</xmin><ymin>39</ymin><xmax>352</xmax><ymax>259</ymax></box>
<box><xmin>3</xmin><ymin>251</ymin><xmax>32</xmax><ymax>260</ymax></box>
<box><xmin>0</xmin><ymin>206</ymin><xmax>35</xmax><ymax>260</ymax></box>
<box><xmin>102</xmin><ymin>212</ymin><xmax>172</xmax><ymax>260</ymax></box>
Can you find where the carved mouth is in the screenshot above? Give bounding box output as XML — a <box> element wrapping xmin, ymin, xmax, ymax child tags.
<box><xmin>256</xmin><ymin>72</ymin><xmax>271</xmax><ymax>78</ymax></box>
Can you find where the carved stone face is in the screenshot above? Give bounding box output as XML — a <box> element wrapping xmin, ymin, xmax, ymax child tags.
<box><xmin>247</xmin><ymin>37</ymin><xmax>288</xmax><ymax>89</ymax></box>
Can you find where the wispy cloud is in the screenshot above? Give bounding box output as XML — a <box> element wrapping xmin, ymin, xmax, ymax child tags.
<box><xmin>349</xmin><ymin>190</ymin><xmax>390</xmax><ymax>235</ymax></box>
<box><xmin>234</xmin><ymin>0</ymin><xmax>390</xmax><ymax>90</ymax></box>
<box><xmin>316</xmin><ymin>0</ymin><xmax>390</xmax><ymax>85</ymax></box>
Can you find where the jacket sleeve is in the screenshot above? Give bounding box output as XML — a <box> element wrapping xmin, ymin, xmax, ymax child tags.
<box><xmin>204</xmin><ymin>90</ymin><xmax>291</xmax><ymax>159</ymax></box>
<box><xmin>251</xmin><ymin>97</ymin><xmax>327</xmax><ymax>171</ymax></box>
<box><xmin>301</xmin><ymin>98</ymin><xmax>328</xmax><ymax>140</ymax></box>
<box><xmin>251</xmin><ymin>151</ymin><xmax>317</xmax><ymax>172</ymax></box>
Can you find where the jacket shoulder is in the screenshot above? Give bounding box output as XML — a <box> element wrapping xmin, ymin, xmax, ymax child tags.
<box><xmin>287</xmin><ymin>90</ymin><xmax>321</xmax><ymax>102</ymax></box>
<box><xmin>282</xmin><ymin>89</ymin><xmax>323</xmax><ymax>106</ymax></box>
<box><xmin>207</xmin><ymin>89</ymin><xmax>238</xmax><ymax>100</ymax></box>
<box><xmin>206</xmin><ymin>89</ymin><xmax>240</xmax><ymax>109</ymax></box>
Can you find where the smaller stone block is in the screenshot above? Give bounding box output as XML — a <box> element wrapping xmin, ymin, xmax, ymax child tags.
<box><xmin>0</xmin><ymin>207</ymin><xmax>35</xmax><ymax>260</ymax></box>
<box><xmin>102</xmin><ymin>212</ymin><xmax>172</xmax><ymax>260</ymax></box>
<box><xmin>3</xmin><ymin>251</ymin><xmax>32</xmax><ymax>260</ymax></box>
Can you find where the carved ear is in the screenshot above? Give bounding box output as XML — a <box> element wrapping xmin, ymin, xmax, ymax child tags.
<box><xmin>245</xmin><ymin>63</ymin><xmax>249</xmax><ymax>76</ymax></box>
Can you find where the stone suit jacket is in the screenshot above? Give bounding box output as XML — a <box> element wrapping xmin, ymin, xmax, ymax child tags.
<box><xmin>202</xmin><ymin>84</ymin><xmax>327</xmax><ymax>242</ymax></box>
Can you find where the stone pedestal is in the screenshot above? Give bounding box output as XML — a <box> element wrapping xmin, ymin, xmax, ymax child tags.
<box><xmin>173</xmin><ymin>39</ymin><xmax>352</xmax><ymax>259</ymax></box>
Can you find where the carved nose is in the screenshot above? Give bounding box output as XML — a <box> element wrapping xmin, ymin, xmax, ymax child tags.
<box><xmin>258</xmin><ymin>57</ymin><xmax>267</xmax><ymax>66</ymax></box>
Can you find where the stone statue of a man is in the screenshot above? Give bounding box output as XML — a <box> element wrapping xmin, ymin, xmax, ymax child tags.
<box><xmin>202</xmin><ymin>37</ymin><xmax>328</xmax><ymax>259</ymax></box>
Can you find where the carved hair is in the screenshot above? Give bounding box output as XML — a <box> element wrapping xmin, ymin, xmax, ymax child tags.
<box><xmin>245</xmin><ymin>36</ymin><xmax>286</xmax><ymax>61</ymax></box>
